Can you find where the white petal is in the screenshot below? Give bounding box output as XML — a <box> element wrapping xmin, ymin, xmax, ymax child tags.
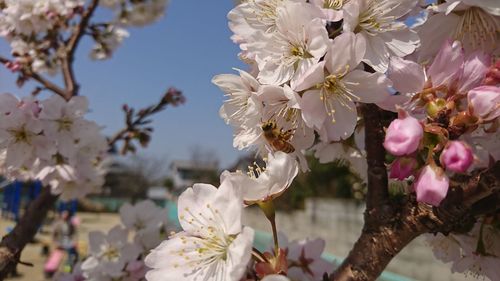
<box><xmin>387</xmin><ymin>57</ymin><xmax>425</xmax><ymax>94</ymax></box>
<box><xmin>418</xmin><ymin>13</ymin><xmax>461</xmax><ymax>62</ymax></box>
<box><xmin>362</xmin><ymin>33</ymin><xmax>390</xmax><ymax>73</ymax></box>
<box><xmin>324</xmin><ymin>99</ymin><xmax>358</xmax><ymax>141</ymax></box>
<box><xmin>343</xmin><ymin>70</ymin><xmax>391</xmax><ymax>103</ymax></box>
<box><xmin>299</xmin><ymin>90</ymin><xmax>328</xmax><ymax>129</ymax></box>
<box><xmin>292</xmin><ymin>61</ymin><xmax>326</xmax><ymax>92</ymax></box>
<box><xmin>326</xmin><ymin>32</ymin><xmax>366</xmax><ymax>74</ymax></box>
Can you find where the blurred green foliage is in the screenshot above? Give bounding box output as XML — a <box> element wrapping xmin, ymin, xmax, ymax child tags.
<box><xmin>274</xmin><ymin>155</ymin><xmax>364</xmax><ymax>211</ymax></box>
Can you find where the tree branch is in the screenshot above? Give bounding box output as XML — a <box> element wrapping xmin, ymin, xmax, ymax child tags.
<box><xmin>0</xmin><ymin>188</ymin><xmax>59</xmax><ymax>280</ymax></box>
<box><xmin>61</xmin><ymin>0</ymin><xmax>100</xmax><ymax>97</ymax></box>
<box><xmin>332</xmin><ymin>117</ymin><xmax>500</xmax><ymax>281</ymax></box>
<box><xmin>0</xmin><ymin>56</ymin><xmax>68</xmax><ymax>99</ymax></box>
<box><xmin>108</xmin><ymin>87</ymin><xmax>185</xmax><ymax>153</ymax></box>
<box><xmin>361</xmin><ymin>104</ymin><xmax>394</xmax><ymax>212</ymax></box>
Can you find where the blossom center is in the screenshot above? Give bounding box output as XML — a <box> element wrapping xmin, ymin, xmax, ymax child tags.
<box><xmin>56</xmin><ymin>117</ymin><xmax>73</xmax><ymax>132</ymax></box>
<box><xmin>355</xmin><ymin>0</ymin><xmax>401</xmax><ymax>35</ymax></box>
<box><xmin>323</xmin><ymin>0</ymin><xmax>345</xmax><ymax>10</ymax></box>
<box><xmin>101</xmin><ymin>245</ymin><xmax>120</xmax><ymax>262</ymax></box>
<box><xmin>319</xmin><ymin>71</ymin><xmax>359</xmax><ymax>121</ymax></box>
<box><xmin>8</xmin><ymin>126</ymin><xmax>32</xmax><ymax>144</ymax></box>
<box><xmin>249</xmin><ymin>0</ymin><xmax>282</xmax><ymax>33</ymax></box>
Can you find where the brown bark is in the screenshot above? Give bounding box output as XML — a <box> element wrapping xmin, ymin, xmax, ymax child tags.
<box><xmin>0</xmin><ymin>188</ymin><xmax>58</xmax><ymax>280</ymax></box>
<box><xmin>332</xmin><ymin>105</ymin><xmax>500</xmax><ymax>281</ymax></box>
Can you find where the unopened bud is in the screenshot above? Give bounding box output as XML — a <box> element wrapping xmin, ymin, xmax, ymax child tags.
<box><xmin>389</xmin><ymin>157</ymin><xmax>418</xmax><ymax>180</ymax></box>
<box><xmin>383</xmin><ymin>110</ymin><xmax>423</xmax><ymax>156</ymax></box>
<box><xmin>440</xmin><ymin>141</ymin><xmax>473</xmax><ymax>173</ymax></box>
<box><xmin>414</xmin><ymin>165</ymin><xmax>449</xmax><ymax>206</ymax></box>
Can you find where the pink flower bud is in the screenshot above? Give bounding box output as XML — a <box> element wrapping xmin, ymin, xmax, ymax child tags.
<box><xmin>389</xmin><ymin>157</ymin><xmax>418</xmax><ymax>180</ymax></box>
<box><xmin>440</xmin><ymin>141</ymin><xmax>473</xmax><ymax>173</ymax></box>
<box><xmin>5</xmin><ymin>61</ymin><xmax>21</xmax><ymax>72</ymax></box>
<box><xmin>414</xmin><ymin>165</ymin><xmax>449</xmax><ymax>206</ymax></box>
<box><xmin>383</xmin><ymin>111</ymin><xmax>423</xmax><ymax>156</ymax></box>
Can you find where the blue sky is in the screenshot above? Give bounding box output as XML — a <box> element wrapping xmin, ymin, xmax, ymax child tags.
<box><xmin>0</xmin><ymin>1</ymin><xmax>248</xmax><ymax>168</ymax></box>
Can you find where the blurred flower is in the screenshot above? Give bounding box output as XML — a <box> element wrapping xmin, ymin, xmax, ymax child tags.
<box><xmin>81</xmin><ymin>226</ymin><xmax>141</xmax><ymax>279</ymax></box>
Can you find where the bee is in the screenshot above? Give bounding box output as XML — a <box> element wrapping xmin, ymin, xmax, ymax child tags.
<box><xmin>261</xmin><ymin>120</ymin><xmax>295</xmax><ymax>153</ymax></box>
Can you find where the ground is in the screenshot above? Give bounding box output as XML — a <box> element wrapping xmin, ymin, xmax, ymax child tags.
<box><xmin>0</xmin><ymin>212</ymin><xmax>121</xmax><ymax>281</ymax></box>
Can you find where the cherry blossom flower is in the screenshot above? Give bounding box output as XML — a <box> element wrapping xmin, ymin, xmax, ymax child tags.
<box><xmin>451</xmin><ymin>222</ymin><xmax>500</xmax><ymax>280</ymax></box>
<box><xmin>212</xmin><ymin>69</ymin><xmax>262</xmax><ymax>129</ymax></box>
<box><xmin>0</xmin><ymin>0</ymin><xmax>83</xmax><ymax>36</ymax></box>
<box><xmin>222</xmin><ymin>152</ymin><xmax>298</xmax><ymax>205</ymax></box>
<box><xmin>253</xmin><ymin>2</ymin><xmax>329</xmax><ymax>85</ymax></box>
<box><xmin>256</xmin><ymin>85</ymin><xmax>315</xmax><ymax>169</ymax></box>
<box><xmin>425</xmin><ymin>233</ymin><xmax>462</xmax><ymax>264</ymax></box>
<box><xmin>418</xmin><ymin>0</ymin><xmax>500</xmax><ymax>60</ymax></box>
<box><xmin>120</xmin><ymin>200</ymin><xmax>167</xmax><ymax>234</ymax></box>
<box><xmin>121</xmin><ymin>0</ymin><xmax>169</xmax><ymax>27</ymax></box>
<box><xmin>40</xmin><ymin>95</ymin><xmax>90</xmax><ymax>158</ymax></box>
<box><xmin>228</xmin><ymin>0</ymin><xmax>303</xmax><ymax>46</ymax></box>
<box><xmin>145</xmin><ymin>179</ymin><xmax>254</xmax><ymax>281</ymax></box>
<box><xmin>383</xmin><ymin>40</ymin><xmax>490</xmax><ymax>112</ymax></box>
<box><xmin>342</xmin><ymin>0</ymin><xmax>419</xmax><ymax>72</ymax></box>
<box><xmin>294</xmin><ymin>32</ymin><xmax>390</xmax><ymax>141</ymax></box>
<box><xmin>286</xmin><ymin>238</ymin><xmax>333</xmax><ymax>281</ymax></box>
<box><xmin>120</xmin><ymin>200</ymin><xmax>169</xmax><ymax>250</ymax></box>
<box><xmin>0</xmin><ymin>110</ymin><xmax>54</xmax><ymax>169</ymax></box>
<box><xmin>81</xmin><ymin>226</ymin><xmax>142</xmax><ymax>280</ymax></box>
<box><xmin>90</xmin><ymin>26</ymin><xmax>129</xmax><ymax>60</ymax></box>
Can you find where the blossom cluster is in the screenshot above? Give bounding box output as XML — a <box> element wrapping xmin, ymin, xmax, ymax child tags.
<box><xmin>0</xmin><ymin>0</ymin><xmax>169</xmax><ymax>73</ymax></box>
<box><xmin>100</xmin><ymin>0</ymin><xmax>169</xmax><ymax>27</ymax></box>
<box><xmin>145</xmin><ymin>157</ymin><xmax>331</xmax><ymax>281</ymax></box>
<box><xmin>90</xmin><ymin>0</ymin><xmax>169</xmax><ymax>60</ymax></box>
<box><xmin>56</xmin><ymin>200</ymin><xmax>173</xmax><ymax>281</ymax></box>
<box><xmin>0</xmin><ymin>0</ymin><xmax>85</xmax><ymax>73</ymax></box>
<box><xmin>0</xmin><ymin>93</ymin><xmax>108</xmax><ymax>200</ymax></box>
<box><xmin>214</xmin><ymin>0</ymin><xmax>423</xmax><ymax>173</ymax></box>
<box><xmin>206</xmin><ymin>0</ymin><xmax>500</xmax><ymax>280</ymax></box>
<box><xmin>383</xmin><ymin>39</ymin><xmax>499</xmax><ymax>207</ymax></box>
<box><xmin>427</xmin><ymin>218</ymin><xmax>500</xmax><ymax>280</ymax></box>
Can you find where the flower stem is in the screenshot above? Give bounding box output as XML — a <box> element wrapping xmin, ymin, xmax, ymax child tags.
<box><xmin>252</xmin><ymin>247</ymin><xmax>268</xmax><ymax>263</ymax></box>
<box><xmin>257</xmin><ymin>200</ymin><xmax>279</xmax><ymax>255</ymax></box>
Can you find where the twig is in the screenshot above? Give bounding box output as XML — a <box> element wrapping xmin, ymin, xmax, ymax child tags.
<box><xmin>108</xmin><ymin>87</ymin><xmax>185</xmax><ymax>152</ymax></box>
<box><xmin>0</xmin><ymin>56</ymin><xmax>68</xmax><ymax>99</ymax></box>
<box><xmin>62</xmin><ymin>0</ymin><xmax>100</xmax><ymax>98</ymax></box>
